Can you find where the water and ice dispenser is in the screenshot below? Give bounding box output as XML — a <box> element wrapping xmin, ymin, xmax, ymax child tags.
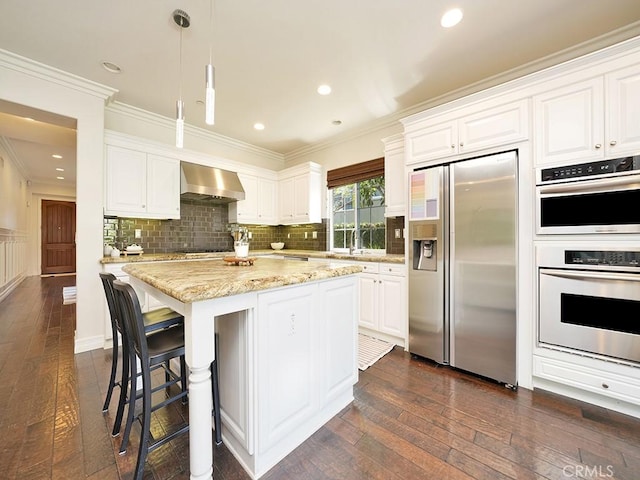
<box><xmin>413</xmin><ymin>239</ymin><xmax>437</xmax><ymax>271</ymax></box>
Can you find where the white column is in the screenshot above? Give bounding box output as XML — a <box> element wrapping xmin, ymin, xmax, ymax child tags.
<box><xmin>184</xmin><ymin>302</ymin><xmax>215</xmax><ymax>480</ymax></box>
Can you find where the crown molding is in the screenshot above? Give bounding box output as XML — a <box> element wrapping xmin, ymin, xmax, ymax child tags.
<box><xmin>0</xmin><ymin>49</ymin><xmax>117</xmax><ymax>101</ymax></box>
<box><xmin>285</xmin><ymin>24</ymin><xmax>640</xmax><ymax>162</ymax></box>
<box><xmin>106</xmin><ymin>102</ymin><xmax>284</xmax><ymax>164</ymax></box>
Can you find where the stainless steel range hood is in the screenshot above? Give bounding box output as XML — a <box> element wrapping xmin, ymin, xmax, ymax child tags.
<box><xmin>180</xmin><ymin>161</ymin><xmax>245</xmax><ymax>203</ymax></box>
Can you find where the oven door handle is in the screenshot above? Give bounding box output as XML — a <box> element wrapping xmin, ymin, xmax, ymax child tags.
<box><xmin>540</xmin><ymin>268</ymin><xmax>640</xmax><ymax>282</ymax></box>
<box><xmin>537</xmin><ymin>173</ymin><xmax>640</xmax><ymax>195</ymax></box>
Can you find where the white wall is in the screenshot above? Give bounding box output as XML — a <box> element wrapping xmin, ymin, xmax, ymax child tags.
<box><xmin>0</xmin><ymin>139</ymin><xmax>29</xmax><ymax>300</ymax></box>
<box><xmin>1</xmin><ymin>50</ymin><xmax>115</xmax><ymax>353</ymax></box>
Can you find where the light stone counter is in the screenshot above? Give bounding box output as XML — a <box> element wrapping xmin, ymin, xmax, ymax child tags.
<box><xmin>123</xmin><ymin>256</ymin><xmax>361</xmax><ymax>480</ymax></box>
<box><xmin>122</xmin><ymin>257</ymin><xmax>362</xmax><ymax>303</ymax></box>
<box><xmin>103</xmin><ymin>249</ymin><xmax>405</xmax><ymax>265</ymax></box>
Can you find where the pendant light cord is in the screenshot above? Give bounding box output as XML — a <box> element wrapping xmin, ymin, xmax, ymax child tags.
<box><xmin>179</xmin><ymin>17</ymin><xmax>184</xmax><ymax>101</ymax></box>
<box><xmin>209</xmin><ymin>0</ymin><xmax>213</xmax><ymax>65</ymax></box>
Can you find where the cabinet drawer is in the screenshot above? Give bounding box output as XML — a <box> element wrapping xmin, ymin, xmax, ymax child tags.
<box><xmin>359</xmin><ymin>262</ymin><xmax>380</xmax><ymax>274</ymax></box>
<box><xmin>533</xmin><ymin>356</ymin><xmax>640</xmax><ymax>405</ymax></box>
<box><xmin>378</xmin><ymin>264</ymin><xmax>406</xmax><ymax>277</ymax></box>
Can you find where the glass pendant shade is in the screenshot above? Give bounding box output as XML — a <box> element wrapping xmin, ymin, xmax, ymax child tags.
<box><xmin>205</xmin><ymin>64</ymin><xmax>216</xmax><ymax>125</ymax></box>
<box><xmin>176</xmin><ymin>99</ymin><xmax>185</xmax><ymax>148</ymax></box>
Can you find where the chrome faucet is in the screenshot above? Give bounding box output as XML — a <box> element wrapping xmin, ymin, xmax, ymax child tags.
<box><xmin>349</xmin><ymin>228</ymin><xmax>358</xmax><ymax>255</ymax></box>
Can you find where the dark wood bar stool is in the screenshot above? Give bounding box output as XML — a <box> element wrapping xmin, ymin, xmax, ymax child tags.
<box><xmin>99</xmin><ymin>272</ymin><xmax>186</xmax><ymax>441</ymax></box>
<box><xmin>112</xmin><ymin>280</ymin><xmax>189</xmax><ymax>480</ymax></box>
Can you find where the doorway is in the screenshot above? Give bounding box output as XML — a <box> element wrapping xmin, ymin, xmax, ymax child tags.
<box><xmin>41</xmin><ymin>200</ymin><xmax>76</xmax><ymax>274</ymax></box>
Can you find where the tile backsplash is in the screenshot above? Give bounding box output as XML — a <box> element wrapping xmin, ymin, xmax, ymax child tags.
<box><xmin>104</xmin><ymin>201</ymin><xmax>404</xmax><ymax>255</ymax></box>
<box><xmin>104</xmin><ymin>199</ymin><xmax>329</xmax><ymax>254</ymax></box>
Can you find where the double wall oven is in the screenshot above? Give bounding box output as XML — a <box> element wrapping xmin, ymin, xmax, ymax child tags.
<box><xmin>536</xmin><ymin>155</ymin><xmax>640</xmax><ymax>365</ymax></box>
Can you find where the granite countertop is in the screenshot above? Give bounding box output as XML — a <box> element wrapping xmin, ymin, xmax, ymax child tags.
<box><xmin>101</xmin><ymin>249</ymin><xmax>405</xmax><ymax>264</ymax></box>
<box><xmin>123</xmin><ymin>258</ymin><xmax>363</xmax><ymax>303</ymax></box>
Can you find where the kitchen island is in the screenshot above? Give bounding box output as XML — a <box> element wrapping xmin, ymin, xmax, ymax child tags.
<box><xmin>123</xmin><ymin>258</ymin><xmax>362</xmax><ymax>480</ymax></box>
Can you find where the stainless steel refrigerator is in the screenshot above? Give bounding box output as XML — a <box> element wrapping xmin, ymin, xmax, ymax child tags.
<box><xmin>408</xmin><ymin>151</ymin><xmax>517</xmax><ymax>386</ymax></box>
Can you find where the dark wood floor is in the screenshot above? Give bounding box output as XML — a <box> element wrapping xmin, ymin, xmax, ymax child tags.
<box><xmin>1</xmin><ymin>275</ymin><xmax>639</xmax><ymax>479</ymax></box>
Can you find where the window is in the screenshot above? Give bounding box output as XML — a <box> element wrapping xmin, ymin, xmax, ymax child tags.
<box><xmin>331</xmin><ymin>175</ymin><xmax>385</xmax><ymax>251</ymax></box>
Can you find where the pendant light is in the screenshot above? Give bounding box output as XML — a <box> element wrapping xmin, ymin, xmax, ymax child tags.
<box><xmin>205</xmin><ymin>0</ymin><xmax>215</xmax><ymax>125</ymax></box>
<box><xmin>173</xmin><ymin>9</ymin><xmax>190</xmax><ymax>148</ymax></box>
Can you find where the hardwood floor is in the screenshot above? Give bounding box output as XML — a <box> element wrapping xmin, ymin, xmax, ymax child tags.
<box><xmin>1</xmin><ymin>275</ymin><xmax>639</xmax><ymax>479</ymax></box>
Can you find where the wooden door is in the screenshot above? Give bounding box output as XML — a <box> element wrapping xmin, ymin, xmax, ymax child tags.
<box><xmin>41</xmin><ymin>200</ymin><xmax>76</xmax><ymax>274</ymax></box>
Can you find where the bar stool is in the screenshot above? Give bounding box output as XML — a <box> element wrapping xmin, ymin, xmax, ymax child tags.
<box><xmin>99</xmin><ymin>272</ymin><xmax>186</xmax><ymax>441</ymax></box>
<box><xmin>113</xmin><ymin>280</ymin><xmax>189</xmax><ymax>480</ymax></box>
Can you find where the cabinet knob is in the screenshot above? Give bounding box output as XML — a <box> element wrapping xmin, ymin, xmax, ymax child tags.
<box><xmin>451</xmin><ymin>144</ymin><xmax>455</xmax><ymax>149</ymax></box>
<box><xmin>601</xmin><ymin>383</ymin><xmax>609</xmax><ymax>389</ymax></box>
<box><xmin>609</xmin><ymin>140</ymin><xmax>617</xmax><ymax>146</ymax></box>
<box><xmin>142</xmin><ymin>204</ymin><xmax>145</xmax><ymax>208</ymax></box>
<box><xmin>459</xmin><ymin>142</ymin><xmax>464</xmax><ymax>147</ymax></box>
<box><xmin>594</xmin><ymin>144</ymin><xmax>602</xmax><ymax>149</ymax></box>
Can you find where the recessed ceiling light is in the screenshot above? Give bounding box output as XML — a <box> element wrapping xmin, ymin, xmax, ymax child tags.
<box><xmin>52</xmin><ymin>154</ymin><xmax>62</xmax><ymax>159</ymax></box>
<box><xmin>441</xmin><ymin>8</ymin><xmax>463</xmax><ymax>28</ymax></box>
<box><xmin>101</xmin><ymin>61</ymin><xmax>122</xmax><ymax>74</ymax></box>
<box><xmin>56</xmin><ymin>167</ymin><xmax>64</xmax><ymax>172</ymax></box>
<box><xmin>56</xmin><ymin>176</ymin><xmax>65</xmax><ymax>180</ymax></box>
<box><xmin>317</xmin><ymin>84</ymin><xmax>332</xmax><ymax>95</ymax></box>
<box><xmin>254</xmin><ymin>123</ymin><xmax>265</xmax><ymax>130</ymax></box>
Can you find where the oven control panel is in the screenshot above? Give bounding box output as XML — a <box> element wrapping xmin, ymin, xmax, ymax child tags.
<box><xmin>540</xmin><ymin>155</ymin><xmax>640</xmax><ymax>183</ymax></box>
<box><xmin>565</xmin><ymin>250</ymin><xmax>640</xmax><ymax>267</ymax></box>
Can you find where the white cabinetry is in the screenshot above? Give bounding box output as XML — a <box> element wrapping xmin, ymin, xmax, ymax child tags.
<box><xmin>382</xmin><ymin>134</ymin><xmax>405</xmax><ymax>217</ymax></box>
<box><xmin>404</xmin><ymin>100</ymin><xmax>528</xmax><ymax>165</ymax></box>
<box><xmin>258</xmin><ymin>284</ymin><xmax>317</xmax><ymax>450</ymax></box>
<box><xmin>278</xmin><ymin>162</ymin><xmax>323</xmax><ymax>225</ymax></box>
<box><xmin>606</xmin><ymin>64</ymin><xmax>640</xmax><ymax>157</ymax></box>
<box><xmin>255</xmin><ymin>276</ymin><xmax>357</xmax><ymax>471</ymax></box>
<box><xmin>358</xmin><ymin>262</ymin><xmax>407</xmax><ymax>346</ymax></box>
<box><xmin>229</xmin><ymin>173</ymin><xmax>278</xmax><ymax>225</ymax></box>
<box><xmin>105</xmin><ymin>145</ymin><xmax>180</xmax><ymax>219</ymax></box>
<box><xmin>533</xmin><ymin>353</ymin><xmax>640</xmax><ymax>415</ymax></box>
<box><xmin>534</xmin><ymin>63</ymin><xmax>640</xmax><ymax>166</ymax></box>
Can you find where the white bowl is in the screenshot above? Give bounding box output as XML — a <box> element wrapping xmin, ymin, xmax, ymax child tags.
<box><xmin>271</xmin><ymin>242</ymin><xmax>285</xmax><ymax>250</ymax></box>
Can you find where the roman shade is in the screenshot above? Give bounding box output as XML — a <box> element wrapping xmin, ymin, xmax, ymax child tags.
<box><xmin>326</xmin><ymin>158</ymin><xmax>384</xmax><ymax>189</ymax></box>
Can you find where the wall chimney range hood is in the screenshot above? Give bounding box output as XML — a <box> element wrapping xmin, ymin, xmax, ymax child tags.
<box><xmin>180</xmin><ymin>161</ymin><xmax>245</xmax><ymax>203</ymax></box>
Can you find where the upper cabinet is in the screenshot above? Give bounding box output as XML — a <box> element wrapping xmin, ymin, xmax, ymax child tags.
<box><xmin>534</xmin><ymin>63</ymin><xmax>640</xmax><ymax>166</ymax></box>
<box><xmin>404</xmin><ymin>100</ymin><xmax>529</xmax><ymax>165</ymax></box>
<box><xmin>382</xmin><ymin>134</ymin><xmax>405</xmax><ymax>217</ymax></box>
<box><xmin>606</xmin><ymin>64</ymin><xmax>640</xmax><ymax>157</ymax></box>
<box><xmin>105</xmin><ymin>145</ymin><xmax>180</xmax><ymax>219</ymax></box>
<box><xmin>278</xmin><ymin>163</ymin><xmax>323</xmax><ymax>225</ymax></box>
<box><xmin>229</xmin><ymin>173</ymin><xmax>278</xmax><ymax>225</ymax></box>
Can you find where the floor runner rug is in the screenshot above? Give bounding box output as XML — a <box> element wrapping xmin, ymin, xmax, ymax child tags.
<box><xmin>358</xmin><ymin>333</ymin><xmax>394</xmax><ymax>371</ymax></box>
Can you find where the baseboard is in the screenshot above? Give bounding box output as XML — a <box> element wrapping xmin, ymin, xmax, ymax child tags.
<box><xmin>74</xmin><ymin>334</ymin><xmax>105</xmax><ymax>354</ymax></box>
<box><xmin>0</xmin><ymin>274</ymin><xmax>25</xmax><ymax>304</ymax></box>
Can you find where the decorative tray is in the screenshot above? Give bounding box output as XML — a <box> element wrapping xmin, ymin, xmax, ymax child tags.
<box><xmin>223</xmin><ymin>256</ymin><xmax>256</xmax><ymax>266</ymax></box>
<box><xmin>122</xmin><ymin>250</ymin><xmax>144</xmax><ymax>256</ymax></box>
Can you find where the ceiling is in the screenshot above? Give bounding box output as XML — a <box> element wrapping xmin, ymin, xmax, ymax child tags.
<box><xmin>2</xmin><ymin>0</ymin><xmax>640</xmax><ymax>189</ymax></box>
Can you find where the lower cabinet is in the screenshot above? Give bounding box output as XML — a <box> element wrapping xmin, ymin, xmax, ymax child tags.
<box><xmin>214</xmin><ymin>274</ymin><xmax>358</xmax><ymax>478</ymax></box>
<box><xmin>359</xmin><ymin>262</ymin><xmax>407</xmax><ymax>346</ymax></box>
<box><xmin>533</xmin><ymin>352</ymin><xmax>640</xmax><ymax>415</ymax></box>
<box><xmin>257</xmin><ymin>284</ymin><xmax>318</xmax><ymax>450</ymax></box>
<box><xmin>254</xmin><ymin>277</ymin><xmax>358</xmax><ymax>472</ymax></box>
